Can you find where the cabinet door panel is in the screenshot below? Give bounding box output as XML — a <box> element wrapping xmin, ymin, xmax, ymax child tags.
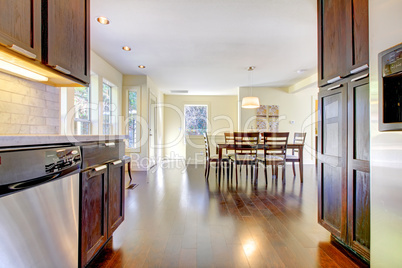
<box><xmin>354</xmin><ymin>170</ymin><xmax>370</xmax><ymax>249</ymax></box>
<box><xmin>318</xmin><ymin>0</ymin><xmax>351</xmax><ymax>85</ymax></box>
<box><xmin>0</xmin><ymin>0</ymin><xmax>41</xmax><ymax>58</ymax></box>
<box><xmin>348</xmin><ymin>77</ymin><xmax>370</xmax><ymax>261</ymax></box>
<box><xmin>45</xmin><ymin>0</ymin><xmax>89</xmax><ymax>84</ymax></box>
<box><xmin>108</xmin><ymin>161</ymin><xmax>125</xmax><ymax>237</ymax></box>
<box><xmin>318</xmin><ymin>86</ymin><xmax>348</xmax><ymax>240</ymax></box>
<box><xmin>350</xmin><ymin>0</ymin><xmax>369</xmax><ymax>70</ymax></box>
<box><xmin>322</xmin><ymin>163</ymin><xmax>343</xmax><ymax>230</ymax></box>
<box><xmin>80</xmin><ymin>168</ymin><xmax>108</xmax><ymax>267</ymax></box>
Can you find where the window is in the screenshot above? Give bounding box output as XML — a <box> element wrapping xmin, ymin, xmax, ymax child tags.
<box><xmin>74</xmin><ymin>87</ymin><xmax>91</xmax><ymax>135</ymax></box>
<box><xmin>127</xmin><ymin>90</ymin><xmax>138</xmax><ymax>149</ymax></box>
<box><xmin>103</xmin><ymin>83</ymin><xmax>112</xmax><ymax>134</ymax></box>
<box><xmin>184</xmin><ymin>105</ymin><xmax>208</xmax><ymax>135</ymax></box>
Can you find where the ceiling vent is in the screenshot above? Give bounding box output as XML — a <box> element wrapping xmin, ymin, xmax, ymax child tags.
<box><xmin>170</xmin><ymin>90</ymin><xmax>188</xmax><ymax>94</ymax></box>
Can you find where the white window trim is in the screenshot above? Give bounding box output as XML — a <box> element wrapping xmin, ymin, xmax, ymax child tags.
<box><xmin>126</xmin><ymin>87</ymin><xmax>141</xmax><ymax>153</ymax></box>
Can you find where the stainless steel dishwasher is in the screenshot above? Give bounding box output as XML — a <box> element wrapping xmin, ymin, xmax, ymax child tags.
<box><xmin>0</xmin><ymin>145</ymin><xmax>81</xmax><ymax>268</ymax></box>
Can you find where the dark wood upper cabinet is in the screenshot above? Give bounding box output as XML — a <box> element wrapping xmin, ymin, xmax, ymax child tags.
<box><xmin>349</xmin><ymin>0</ymin><xmax>369</xmax><ymax>71</ymax></box>
<box><xmin>318</xmin><ymin>0</ymin><xmax>369</xmax><ymax>86</ymax></box>
<box><xmin>43</xmin><ymin>0</ymin><xmax>90</xmax><ymax>84</ymax></box>
<box><xmin>0</xmin><ymin>0</ymin><xmax>89</xmax><ymax>86</ymax></box>
<box><xmin>0</xmin><ymin>0</ymin><xmax>41</xmax><ymax>59</ymax></box>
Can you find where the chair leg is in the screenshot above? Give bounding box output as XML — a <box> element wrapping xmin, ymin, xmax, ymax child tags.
<box><xmin>292</xmin><ymin>162</ymin><xmax>296</xmax><ymax>176</ymax></box>
<box><xmin>282</xmin><ymin>164</ymin><xmax>286</xmax><ymax>183</ymax></box>
<box><xmin>235</xmin><ymin>162</ymin><xmax>238</xmax><ymax>184</ymax></box>
<box><xmin>206</xmin><ymin>161</ymin><xmax>210</xmax><ymax>180</ymax></box>
<box><xmin>264</xmin><ymin>163</ymin><xmax>268</xmax><ymax>184</ymax></box>
<box><xmin>299</xmin><ymin>161</ymin><xmax>303</xmax><ymax>183</ymax></box>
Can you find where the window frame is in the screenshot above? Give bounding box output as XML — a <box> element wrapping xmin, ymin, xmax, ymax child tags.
<box><xmin>126</xmin><ymin>87</ymin><xmax>141</xmax><ymax>153</ymax></box>
<box><xmin>73</xmin><ymin>86</ymin><xmax>91</xmax><ymax>135</ymax></box>
<box><xmin>102</xmin><ymin>82</ymin><xmax>113</xmax><ymax>135</ymax></box>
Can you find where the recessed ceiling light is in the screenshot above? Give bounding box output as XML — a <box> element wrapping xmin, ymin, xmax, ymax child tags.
<box><xmin>138</xmin><ymin>65</ymin><xmax>146</xmax><ymax>69</ymax></box>
<box><xmin>122</xmin><ymin>46</ymin><xmax>131</xmax><ymax>51</ymax></box>
<box><xmin>296</xmin><ymin>69</ymin><xmax>307</xmax><ymax>74</ymax></box>
<box><xmin>97</xmin><ymin>16</ymin><xmax>110</xmax><ymax>25</ymax></box>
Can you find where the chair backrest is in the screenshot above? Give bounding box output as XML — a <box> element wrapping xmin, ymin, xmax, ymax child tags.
<box><xmin>261</xmin><ymin>132</ymin><xmax>289</xmax><ymax>158</ymax></box>
<box><xmin>293</xmin><ymin>132</ymin><xmax>306</xmax><ymax>144</ymax></box>
<box><xmin>203</xmin><ymin>133</ymin><xmax>210</xmax><ymax>160</ymax></box>
<box><xmin>292</xmin><ymin>132</ymin><xmax>306</xmax><ymax>155</ymax></box>
<box><xmin>233</xmin><ymin>132</ymin><xmax>259</xmax><ymax>159</ymax></box>
<box><xmin>224</xmin><ymin>132</ymin><xmax>234</xmax><ymax>143</ymax></box>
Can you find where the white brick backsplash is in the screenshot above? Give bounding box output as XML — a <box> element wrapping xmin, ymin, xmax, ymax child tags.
<box><xmin>0</xmin><ymin>113</ymin><xmax>11</xmax><ymax>123</ymax></box>
<box><xmin>46</xmin><ymin>100</ymin><xmax>60</xmax><ymax>110</ymax></box>
<box><xmin>0</xmin><ymin>91</ymin><xmax>11</xmax><ymax>102</ymax></box>
<box><xmin>30</xmin><ymin>125</ymin><xmax>58</xmax><ymax>134</ymax></box>
<box><xmin>46</xmin><ymin>117</ymin><xmax>59</xmax><ymax>126</ymax></box>
<box><xmin>11</xmin><ymin>114</ymin><xmax>29</xmax><ymax>124</ymax></box>
<box><xmin>0</xmin><ymin>72</ymin><xmax>60</xmax><ymax>134</ymax></box>
<box><xmin>45</xmin><ymin>92</ymin><xmax>59</xmax><ymax>102</ymax></box>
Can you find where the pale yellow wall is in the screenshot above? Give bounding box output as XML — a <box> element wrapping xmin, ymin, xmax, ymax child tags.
<box><xmin>163</xmin><ymin>95</ymin><xmax>238</xmax><ymax>162</ymax></box>
<box><xmin>239</xmin><ymin>86</ymin><xmax>318</xmax><ymax>164</ymax></box>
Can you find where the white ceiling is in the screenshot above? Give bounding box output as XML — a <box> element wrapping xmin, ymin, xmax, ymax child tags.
<box><xmin>91</xmin><ymin>0</ymin><xmax>317</xmax><ymax>95</ymax></box>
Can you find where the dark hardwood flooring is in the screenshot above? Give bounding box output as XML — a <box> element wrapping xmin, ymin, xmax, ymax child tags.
<box><xmin>88</xmin><ymin>163</ymin><xmax>368</xmax><ymax>268</ymax></box>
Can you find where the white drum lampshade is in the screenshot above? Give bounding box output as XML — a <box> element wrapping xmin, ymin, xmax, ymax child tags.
<box><xmin>241</xmin><ymin>96</ymin><xmax>260</xmax><ymax>109</ymax></box>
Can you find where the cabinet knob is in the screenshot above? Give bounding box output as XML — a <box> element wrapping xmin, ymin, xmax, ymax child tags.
<box><xmin>10</xmin><ymin>44</ymin><xmax>37</xmax><ymax>59</ymax></box>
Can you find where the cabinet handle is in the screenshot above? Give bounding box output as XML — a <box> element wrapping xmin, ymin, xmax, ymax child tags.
<box><xmin>105</xmin><ymin>142</ymin><xmax>115</xmax><ymax>147</ymax></box>
<box><xmin>351</xmin><ymin>73</ymin><xmax>369</xmax><ymax>82</ymax></box>
<box><xmin>54</xmin><ymin>65</ymin><xmax>71</xmax><ymax>75</ymax></box>
<box><xmin>94</xmin><ymin>165</ymin><xmax>107</xmax><ymax>172</ymax></box>
<box><xmin>10</xmin><ymin>44</ymin><xmax>37</xmax><ymax>59</ymax></box>
<box><xmin>112</xmin><ymin>160</ymin><xmax>122</xmax><ymax>165</ymax></box>
<box><xmin>327</xmin><ymin>84</ymin><xmax>342</xmax><ymax>91</ymax></box>
<box><xmin>350</xmin><ymin>64</ymin><xmax>369</xmax><ymax>74</ymax></box>
<box><xmin>327</xmin><ymin>76</ymin><xmax>342</xmax><ymax>84</ymax></box>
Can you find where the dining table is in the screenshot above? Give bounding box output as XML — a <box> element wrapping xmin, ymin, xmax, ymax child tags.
<box><xmin>215</xmin><ymin>142</ymin><xmax>304</xmax><ymax>181</ymax></box>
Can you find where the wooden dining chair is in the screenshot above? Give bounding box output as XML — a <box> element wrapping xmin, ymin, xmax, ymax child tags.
<box><xmin>257</xmin><ymin>132</ymin><xmax>289</xmax><ymax>184</ymax></box>
<box><xmin>286</xmin><ymin>132</ymin><xmax>306</xmax><ymax>182</ymax></box>
<box><xmin>229</xmin><ymin>132</ymin><xmax>259</xmax><ymax>183</ymax></box>
<box><xmin>203</xmin><ymin>133</ymin><xmax>230</xmax><ymax>180</ymax></box>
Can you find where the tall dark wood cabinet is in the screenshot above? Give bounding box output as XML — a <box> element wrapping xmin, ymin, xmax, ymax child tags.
<box><xmin>0</xmin><ymin>0</ymin><xmax>41</xmax><ymax>59</ymax></box>
<box><xmin>318</xmin><ymin>0</ymin><xmax>369</xmax><ymax>86</ymax></box>
<box><xmin>317</xmin><ymin>0</ymin><xmax>370</xmax><ymax>263</ymax></box>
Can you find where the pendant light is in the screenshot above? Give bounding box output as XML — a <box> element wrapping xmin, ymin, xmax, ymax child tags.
<box><xmin>241</xmin><ymin>66</ymin><xmax>260</xmax><ymax>109</ymax></box>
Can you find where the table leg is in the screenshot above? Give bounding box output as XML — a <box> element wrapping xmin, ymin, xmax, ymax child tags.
<box><xmin>218</xmin><ymin>146</ymin><xmax>223</xmax><ymax>180</ymax></box>
<box><xmin>299</xmin><ymin>145</ymin><xmax>304</xmax><ymax>183</ymax></box>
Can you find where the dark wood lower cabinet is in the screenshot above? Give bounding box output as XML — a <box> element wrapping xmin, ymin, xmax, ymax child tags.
<box><xmin>318</xmin><ymin>72</ymin><xmax>370</xmax><ymax>262</ymax></box>
<box><xmin>80</xmin><ymin>159</ymin><xmax>125</xmax><ymax>267</ymax></box>
<box><xmin>107</xmin><ymin>160</ymin><xmax>125</xmax><ymax>237</ymax></box>
<box><xmin>80</xmin><ymin>166</ymin><xmax>108</xmax><ymax>268</ymax></box>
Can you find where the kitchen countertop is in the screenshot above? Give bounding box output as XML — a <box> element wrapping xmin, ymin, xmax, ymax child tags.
<box><xmin>0</xmin><ymin>134</ymin><xmax>128</xmax><ymax>148</ymax></box>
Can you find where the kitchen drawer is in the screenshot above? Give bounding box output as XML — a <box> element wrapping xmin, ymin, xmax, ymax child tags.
<box><xmin>80</xmin><ymin>141</ymin><xmax>123</xmax><ymax>169</ymax></box>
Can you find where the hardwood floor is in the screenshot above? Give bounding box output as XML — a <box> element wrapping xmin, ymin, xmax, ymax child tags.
<box><xmin>88</xmin><ymin>163</ymin><xmax>368</xmax><ymax>268</ymax></box>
